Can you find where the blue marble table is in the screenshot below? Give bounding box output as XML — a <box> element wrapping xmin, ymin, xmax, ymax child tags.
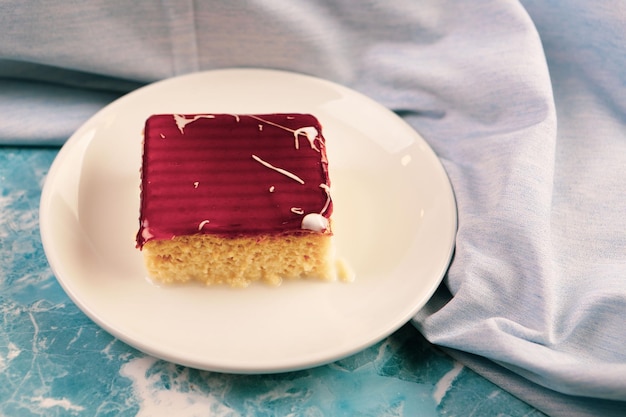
<box><xmin>0</xmin><ymin>146</ymin><xmax>545</xmax><ymax>416</ymax></box>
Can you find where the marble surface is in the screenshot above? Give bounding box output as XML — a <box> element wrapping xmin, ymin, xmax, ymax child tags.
<box><xmin>0</xmin><ymin>146</ymin><xmax>545</xmax><ymax>416</ymax></box>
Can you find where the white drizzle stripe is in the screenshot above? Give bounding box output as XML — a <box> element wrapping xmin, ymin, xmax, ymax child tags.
<box><xmin>293</xmin><ymin>127</ymin><xmax>320</xmax><ymax>151</ymax></box>
<box><xmin>246</xmin><ymin>115</ymin><xmax>320</xmax><ymax>152</ymax></box>
<box><xmin>248</xmin><ymin>115</ymin><xmax>291</xmax><ymax>132</ymax></box>
<box><xmin>319</xmin><ymin>183</ymin><xmax>331</xmax><ymax>215</ymax></box>
<box><xmin>251</xmin><ymin>155</ymin><xmax>305</xmax><ymax>184</ymax></box>
<box><xmin>173</xmin><ymin>114</ymin><xmax>215</xmax><ymax>134</ymax></box>
<box><xmin>198</xmin><ymin>220</ymin><xmax>210</xmax><ymax>230</ymax></box>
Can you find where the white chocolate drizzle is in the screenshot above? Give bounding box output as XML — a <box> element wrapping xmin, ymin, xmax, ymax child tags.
<box><xmin>198</xmin><ymin>220</ymin><xmax>210</xmax><ymax>231</ymax></box>
<box><xmin>251</xmin><ymin>154</ymin><xmax>305</xmax><ymax>184</ymax></box>
<box><xmin>319</xmin><ymin>183</ymin><xmax>331</xmax><ymax>215</ymax></box>
<box><xmin>172</xmin><ymin>114</ymin><xmax>321</xmax><ymax>152</ymax></box>
<box><xmin>246</xmin><ymin>115</ymin><xmax>320</xmax><ymax>152</ymax></box>
<box><xmin>291</xmin><ymin>207</ymin><xmax>304</xmax><ymax>215</ymax></box>
<box><xmin>193</xmin><ymin>181</ymin><xmax>199</xmax><ymax>188</ymax></box>
<box><xmin>293</xmin><ymin>127</ymin><xmax>320</xmax><ymax>151</ymax></box>
<box><xmin>173</xmin><ymin>114</ymin><xmax>216</xmax><ymax>134</ymax></box>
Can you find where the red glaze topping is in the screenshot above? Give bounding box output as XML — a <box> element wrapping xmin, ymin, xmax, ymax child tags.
<box><xmin>136</xmin><ymin>113</ymin><xmax>332</xmax><ymax>248</ymax></box>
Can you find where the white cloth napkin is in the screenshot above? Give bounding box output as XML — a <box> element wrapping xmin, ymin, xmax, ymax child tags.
<box><xmin>3</xmin><ymin>1</ymin><xmax>624</xmax><ymax>415</ymax></box>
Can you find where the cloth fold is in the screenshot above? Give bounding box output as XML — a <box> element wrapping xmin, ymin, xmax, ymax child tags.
<box><xmin>2</xmin><ymin>1</ymin><xmax>625</xmax><ymax>415</ymax></box>
<box><xmin>0</xmin><ymin>79</ymin><xmax>124</xmax><ymax>145</ymax></box>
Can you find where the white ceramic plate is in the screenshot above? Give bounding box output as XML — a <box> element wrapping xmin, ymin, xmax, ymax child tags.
<box><xmin>40</xmin><ymin>69</ymin><xmax>456</xmax><ymax>373</ymax></box>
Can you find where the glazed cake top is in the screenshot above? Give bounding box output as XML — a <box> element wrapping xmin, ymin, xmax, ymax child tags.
<box><xmin>136</xmin><ymin>113</ymin><xmax>333</xmax><ymax>248</ymax></box>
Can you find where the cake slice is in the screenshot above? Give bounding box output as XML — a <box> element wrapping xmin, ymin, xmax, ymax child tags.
<box><xmin>136</xmin><ymin>113</ymin><xmax>336</xmax><ymax>287</ymax></box>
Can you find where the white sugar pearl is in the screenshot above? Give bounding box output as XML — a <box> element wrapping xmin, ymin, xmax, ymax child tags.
<box><xmin>301</xmin><ymin>213</ymin><xmax>328</xmax><ymax>232</ymax></box>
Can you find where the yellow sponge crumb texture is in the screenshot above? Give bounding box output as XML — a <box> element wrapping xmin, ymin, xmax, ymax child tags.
<box><xmin>143</xmin><ymin>233</ymin><xmax>336</xmax><ymax>287</ymax></box>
